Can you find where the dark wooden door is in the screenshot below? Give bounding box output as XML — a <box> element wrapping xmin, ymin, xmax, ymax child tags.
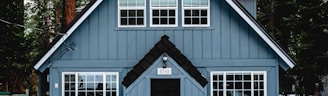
<box><xmin>151</xmin><ymin>79</ymin><xmax>180</xmax><ymax>96</ymax></box>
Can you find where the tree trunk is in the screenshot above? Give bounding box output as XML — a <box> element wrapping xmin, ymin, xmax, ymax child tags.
<box><xmin>65</xmin><ymin>0</ymin><xmax>76</xmax><ymax>25</ymax></box>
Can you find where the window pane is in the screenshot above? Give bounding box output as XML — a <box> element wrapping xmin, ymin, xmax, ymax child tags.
<box><xmin>160</xmin><ymin>0</ymin><xmax>167</xmax><ymax>6</ymax></box>
<box><xmin>153</xmin><ymin>10</ymin><xmax>159</xmax><ymax>16</ymax></box>
<box><xmin>128</xmin><ymin>10</ymin><xmax>136</xmax><ymax>16</ymax></box>
<box><xmin>169</xmin><ymin>10</ymin><xmax>175</xmax><ymax>16</ymax></box>
<box><xmin>213</xmin><ymin>82</ymin><xmax>218</xmax><ymax>89</ymax></box>
<box><xmin>227</xmin><ymin>75</ymin><xmax>233</xmax><ymax>80</ymax></box>
<box><xmin>168</xmin><ymin>0</ymin><xmax>176</xmax><ymax>6</ymax></box>
<box><xmin>184</xmin><ymin>0</ymin><xmax>191</xmax><ymax>6</ymax></box>
<box><xmin>129</xmin><ymin>18</ymin><xmax>136</xmax><ymax>25</ymax></box>
<box><xmin>121</xmin><ymin>18</ymin><xmax>127</xmax><ymax>25</ymax></box>
<box><xmin>200</xmin><ymin>0</ymin><xmax>208</xmax><ymax>6</ymax></box>
<box><xmin>185</xmin><ymin>18</ymin><xmax>191</xmax><ymax>24</ymax></box>
<box><xmin>192</xmin><ymin>10</ymin><xmax>199</xmax><ymax>16</ymax></box>
<box><xmin>219</xmin><ymin>82</ymin><xmax>223</xmax><ymax>89</ymax></box>
<box><xmin>152</xmin><ymin>0</ymin><xmax>159</xmax><ymax>6</ymax></box>
<box><xmin>213</xmin><ymin>91</ymin><xmax>217</xmax><ymax>96</ymax></box>
<box><xmin>201</xmin><ymin>18</ymin><xmax>207</xmax><ymax>24</ymax></box>
<box><xmin>185</xmin><ymin>10</ymin><xmax>191</xmax><ymax>16</ymax></box>
<box><xmin>95</xmin><ymin>75</ymin><xmax>103</xmax><ymax>82</ymax></box>
<box><xmin>244</xmin><ymin>82</ymin><xmax>251</xmax><ymax>89</ymax></box>
<box><xmin>136</xmin><ymin>0</ymin><xmax>144</xmax><ymax>7</ymax></box>
<box><xmin>120</xmin><ymin>0</ymin><xmax>127</xmax><ymax>6</ymax></box>
<box><xmin>160</xmin><ymin>10</ymin><xmax>167</xmax><ymax>16</ymax></box>
<box><xmin>227</xmin><ymin>82</ymin><xmax>234</xmax><ymax>89</ymax></box>
<box><xmin>192</xmin><ymin>0</ymin><xmax>199</xmax><ymax>6</ymax></box>
<box><xmin>244</xmin><ymin>75</ymin><xmax>251</xmax><ymax>80</ymax></box>
<box><xmin>213</xmin><ymin>75</ymin><xmax>218</xmax><ymax>80</ymax></box>
<box><xmin>235</xmin><ymin>82</ymin><xmax>242</xmax><ymax>89</ymax></box>
<box><xmin>153</xmin><ymin>18</ymin><xmax>159</xmax><ymax>24</ymax></box>
<box><xmin>169</xmin><ymin>18</ymin><xmax>175</xmax><ymax>24</ymax></box>
<box><xmin>127</xmin><ymin>0</ymin><xmax>136</xmax><ymax>6</ymax></box>
<box><xmin>137</xmin><ymin>10</ymin><xmax>143</xmax><ymax>16</ymax></box>
<box><xmin>201</xmin><ymin>10</ymin><xmax>207</xmax><ymax>16</ymax></box>
<box><xmin>137</xmin><ymin>18</ymin><xmax>144</xmax><ymax>25</ymax></box>
<box><xmin>192</xmin><ymin>18</ymin><xmax>199</xmax><ymax>24</ymax></box>
<box><xmin>121</xmin><ymin>10</ymin><xmax>127</xmax><ymax>17</ymax></box>
<box><xmin>160</xmin><ymin>18</ymin><xmax>167</xmax><ymax>24</ymax></box>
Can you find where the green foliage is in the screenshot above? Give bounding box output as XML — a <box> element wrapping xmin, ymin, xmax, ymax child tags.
<box><xmin>258</xmin><ymin>0</ymin><xmax>328</xmax><ymax>95</ymax></box>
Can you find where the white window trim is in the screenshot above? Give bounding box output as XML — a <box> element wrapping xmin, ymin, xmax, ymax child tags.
<box><xmin>62</xmin><ymin>72</ymin><xmax>119</xmax><ymax>96</ymax></box>
<box><xmin>182</xmin><ymin>0</ymin><xmax>210</xmax><ymax>27</ymax></box>
<box><xmin>118</xmin><ymin>0</ymin><xmax>146</xmax><ymax>27</ymax></box>
<box><xmin>210</xmin><ymin>71</ymin><xmax>267</xmax><ymax>96</ymax></box>
<box><xmin>150</xmin><ymin>0</ymin><xmax>178</xmax><ymax>27</ymax></box>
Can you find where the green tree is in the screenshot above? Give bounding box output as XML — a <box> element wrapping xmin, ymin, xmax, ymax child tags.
<box><xmin>0</xmin><ymin>0</ymin><xmax>31</xmax><ymax>93</ymax></box>
<box><xmin>258</xmin><ymin>0</ymin><xmax>328</xmax><ymax>95</ymax></box>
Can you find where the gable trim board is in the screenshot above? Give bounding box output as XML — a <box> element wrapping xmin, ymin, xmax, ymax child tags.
<box><xmin>33</xmin><ymin>0</ymin><xmax>103</xmax><ymax>70</ymax></box>
<box><xmin>226</xmin><ymin>0</ymin><xmax>295</xmax><ymax>69</ymax></box>
<box><xmin>33</xmin><ymin>0</ymin><xmax>295</xmax><ymax>71</ymax></box>
<box><xmin>122</xmin><ymin>35</ymin><xmax>208</xmax><ymax>88</ymax></box>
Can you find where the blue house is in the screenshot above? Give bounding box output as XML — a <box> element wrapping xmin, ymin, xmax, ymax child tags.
<box><xmin>34</xmin><ymin>0</ymin><xmax>296</xmax><ymax>96</ymax></box>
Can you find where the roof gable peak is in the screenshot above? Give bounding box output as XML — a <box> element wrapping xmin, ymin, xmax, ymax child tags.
<box><xmin>122</xmin><ymin>35</ymin><xmax>208</xmax><ymax>88</ymax></box>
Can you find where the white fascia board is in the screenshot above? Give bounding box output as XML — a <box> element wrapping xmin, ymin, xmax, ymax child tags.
<box><xmin>225</xmin><ymin>0</ymin><xmax>295</xmax><ymax>68</ymax></box>
<box><xmin>34</xmin><ymin>0</ymin><xmax>103</xmax><ymax>70</ymax></box>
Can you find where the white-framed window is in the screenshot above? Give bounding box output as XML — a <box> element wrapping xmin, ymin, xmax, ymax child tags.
<box><xmin>182</xmin><ymin>0</ymin><xmax>210</xmax><ymax>27</ymax></box>
<box><xmin>118</xmin><ymin>0</ymin><xmax>146</xmax><ymax>27</ymax></box>
<box><xmin>150</xmin><ymin>0</ymin><xmax>178</xmax><ymax>27</ymax></box>
<box><xmin>210</xmin><ymin>71</ymin><xmax>267</xmax><ymax>96</ymax></box>
<box><xmin>62</xmin><ymin>72</ymin><xmax>119</xmax><ymax>96</ymax></box>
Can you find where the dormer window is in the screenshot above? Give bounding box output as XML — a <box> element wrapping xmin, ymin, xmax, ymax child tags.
<box><xmin>182</xmin><ymin>0</ymin><xmax>210</xmax><ymax>27</ymax></box>
<box><xmin>150</xmin><ymin>0</ymin><xmax>178</xmax><ymax>27</ymax></box>
<box><xmin>118</xmin><ymin>0</ymin><xmax>146</xmax><ymax>27</ymax></box>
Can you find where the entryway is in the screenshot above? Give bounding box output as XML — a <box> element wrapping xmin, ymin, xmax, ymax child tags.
<box><xmin>151</xmin><ymin>79</ymin><xmax>180</xmax><ymax>96</ymax></box>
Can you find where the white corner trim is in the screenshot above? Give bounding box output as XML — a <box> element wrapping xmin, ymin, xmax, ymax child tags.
<box><xmin>225</xmin><ymin>0</ymin><xmax>295</xmax><ymax>68</ymax></box>
<box><xmin>34</xmin><ymin>0</ymin><xmax>103</xmax><ymax>70</ymax></box>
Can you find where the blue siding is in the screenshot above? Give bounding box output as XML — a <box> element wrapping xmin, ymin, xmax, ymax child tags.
<box><xmin>43</xmin><ymin>0</ymin><xmax>283</xmax><ymax>96</ymax></box>
<box><xmin>61</xmin><ymin>0</ymin><xmax>274</xmax><ymax>61</ymax></box>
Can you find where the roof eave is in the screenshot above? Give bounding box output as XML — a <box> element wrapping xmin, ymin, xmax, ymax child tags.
<box><xmin>225</xmin><ymin>0</ymin><xmax>296</xmax><ymax>69</ymax></box>
<box><xmin>33</xmin><ymin>0</ymin><xmax>103</xmax><ymax>70</ymax></box>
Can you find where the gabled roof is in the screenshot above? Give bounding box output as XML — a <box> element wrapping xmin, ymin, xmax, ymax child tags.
<box><xmin>225</xmin><ymin>0</ymin><xmax>296</xmax><ymax>69</ymax></box>
<box><xmin>33</xmin><ymin>0</ymin><xmax>103</xmax><ymax>70</ymax></box>
<box><xmin>34</xmin><ymin>0</ymin><xmax>296</xmax><ymax>71</ymax></box>
<box><xmin>122</xmin><ymin>35</ymin><xmax>208</xmax><ymax>88</ymax></box>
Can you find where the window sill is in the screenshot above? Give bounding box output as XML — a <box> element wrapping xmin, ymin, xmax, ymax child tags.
<box><xmin>114</xmin><ymin>27</ymin><xmax>214</xmax><ymax>31</ymax></box>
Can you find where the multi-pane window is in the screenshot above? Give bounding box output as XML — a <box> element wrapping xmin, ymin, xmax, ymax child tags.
<box><xmin>211</xmin><ymin>71</ymin><xmax>266</xmax><ymax>96</ymax></box>
<box><xmin>63</xmin><ymin>72</ymin><xmax>119</xmax><ymax>96</ymax></box>
<box><xmin>183</xmin><ymin>0</ymin><xmax>210</xmax><ymax>27</ymax></box>
<box><xmin>118</xmin><ymin>0</ymin><xmax>146</xmax><ymax>27</ymax></box>
<box><xmin>150</xmin><ymin>0</ymin><xmax>178</xmax><ymax>27</ymax></box>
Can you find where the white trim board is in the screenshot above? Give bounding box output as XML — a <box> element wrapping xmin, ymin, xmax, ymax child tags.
<box><xmin>225</xmin><ymin>0</ymin><xmax>295</xmax><ymax>69</ymax></box>
<box><xmin>33</xmin><ymin>0</ymin><xmax>103</xmax><ymax>70</ymax></box>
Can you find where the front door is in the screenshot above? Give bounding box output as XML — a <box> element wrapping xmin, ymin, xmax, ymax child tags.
<box><xmin>151</xmin><ymin>79</ymin><xmax>180</xmax><ymax>96</ymax></box>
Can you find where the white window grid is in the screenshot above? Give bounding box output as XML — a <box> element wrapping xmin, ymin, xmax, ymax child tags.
<box><xmin>182</xmin><ymin>0</ymin><xmax>210</xmax><ymax>27</ymax></box>
<box><xmin>118</xmin><ymin>0</ymin><xmax>146</xmax><ymax>27</ymax></box>
<box><xmin>150</xmin><ymin>0</ymin><xmax>178</xmax><ymax>27</ymax></box>
<box><xmin>210</xmin><ymin>71</ymin><xmax>267</xmax><ymax>96</ymax></box>
<box><xmin>62</xmin><ymin>72</ymin><xmax>119</xmax><ymax>96</ymax></box>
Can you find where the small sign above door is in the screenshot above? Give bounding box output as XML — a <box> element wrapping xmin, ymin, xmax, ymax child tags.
<box><xmin>157</xmin><ymin>68</ymin><xmax>172</xmax><ymax>75</ymax></box>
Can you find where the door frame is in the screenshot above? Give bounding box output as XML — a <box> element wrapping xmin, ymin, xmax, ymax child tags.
<box><xmin>146</xmin><ymin>76</ymin><xmax>185</xmax><ymax>96</ymax></box>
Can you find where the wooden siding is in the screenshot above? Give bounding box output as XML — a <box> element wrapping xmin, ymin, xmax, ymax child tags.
<box><xmin>59</xmin><ymin>0</ymin><xmax>275</xmax><ymax>62</ymax></box>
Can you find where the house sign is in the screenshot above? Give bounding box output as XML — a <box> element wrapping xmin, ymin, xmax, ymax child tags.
<box><xmin>157</xmin><ymin>68</ymin><xmax>172</xmax><ymax>75</ymax></box>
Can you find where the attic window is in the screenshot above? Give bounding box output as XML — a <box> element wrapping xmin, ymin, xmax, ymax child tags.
<box><xmin>150</xmin><ymin>0</ymin><xmax>178</xmax><ymax>27</ymax></box>
<box><xmin>182</xmin><ymin>0</ymin><xmax>210</xmax><ymax>27</ymax></box>
<box><xmin>118</xmin><ymin>0</ymin><xmax>146</xmax><ymax>27</ymax></box>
